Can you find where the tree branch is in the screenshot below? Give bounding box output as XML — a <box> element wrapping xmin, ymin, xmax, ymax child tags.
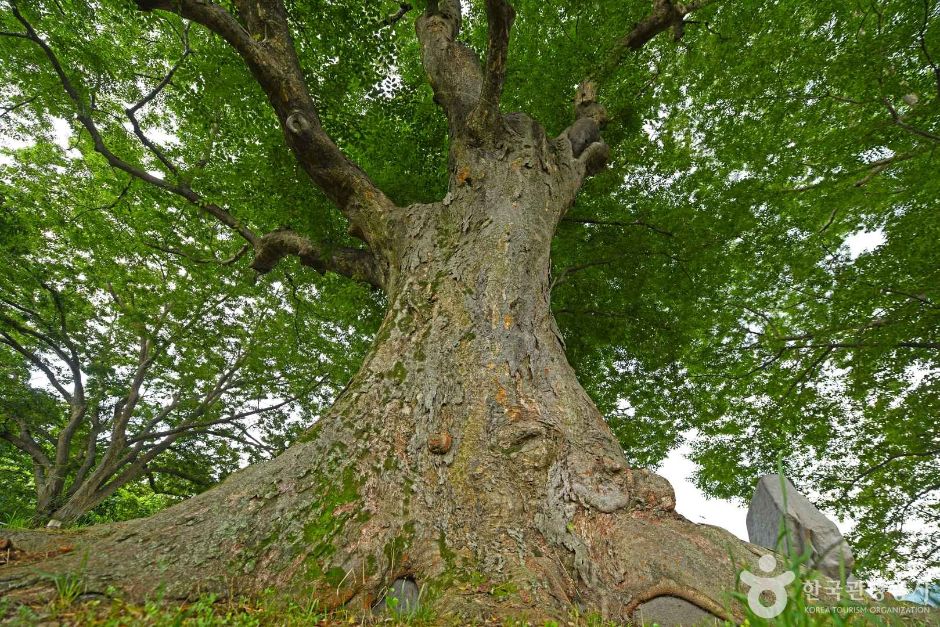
<box><xmin>136</xmin><ymin>0</ymin><xmax>398</xmax><ymax>251</ymax></box>
<box><xmin>0</xmin><ymin>312</ymin><xmax>74</xmax><ymax>372</ymax></box>
<box><xmin>416</xmin><ymin>0</ymin><xmax>484</xmax><ymax>131</ymax></box>
<box><xmin>65</xmin><ymin>414</ymin><xmax>101</xmax><ymax>499</ymax></box>
<box><xmin>378</xmin><ymin>3</ymin><xmax>413</xmax><ymax>28</ymax></box>
<box><xmin>561</xmin><ymin>216</ymin><xmax>674</xmax><ymax>237</ymax></box>
<box><xmin>882</xmin><ymin>97</ymin><xmax>940</xmax><ymax>143</ymax></box>
<box><xmin>143</xmin><ymin>240</ymin><xmax>251</xmax><ymax>267</ymax></box>
<box><xmin>918</xmin><ymin>0</ymin><xmax>940</xmax><ymax>98</ymax></box>
<box><xmin>0</xmin><ymin>424</ymin><xmax>52</xmax><ymax>470</ymax></box>
<box><xmin>854</xmin><ymin>449</ymin><xmax>940</xmax><ymax>483</ymax></box>
<box><xmin>5</xmin><ymin>5</ymin><xmax>382</xmax><ymax>287</ymax></box>
<box><xmin>40</xmin><ymin>282</ymin><xmax>83</xmax><ymax>397</ymax></box>
<box><xmin>124</xmin><ymin>24</ymin><xmax>192</xmax><ymax>175</ymax></box>
<box><xmin>0</xmin><ymin>331</ymin><xmax>73</xmax><ymax>403</ymax></box>
<box><xmin>250</xmin><ymin>230</ymin><xmax>383</xmax><ymax>288</ymax></box>
<box><xmin>4</xmin><ymin>6</ymin><xmax>255</xmax><ymax>243</ymax></box>
<box><xmin>594</xmin><ymin>0</ymin><xmax>719</xmax><ymax>84</ymax></box>
<box><xmin>0</xmin><ymin>94</ymin><xmax>38</xmax><ymax>120</ymax></box>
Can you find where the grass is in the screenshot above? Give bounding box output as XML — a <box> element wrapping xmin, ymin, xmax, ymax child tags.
<box><xmin>51</xmin><ymin>571</ymin><xmax>85</xmax><ymax>606</ymax></box>
<box><xmin>0</xmin><ymin>583</ymin><xmax>936</xmax><ymax>626</ymax></box>
<box><xmin>0</xmin><ymin>510</ymin><xmax>33</xmax><ymax>530</ymax></box>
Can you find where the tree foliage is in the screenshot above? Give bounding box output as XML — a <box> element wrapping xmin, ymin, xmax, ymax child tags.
<box><xmin>0</xmin><ymin>0</ymin><xmax>937</xmax><ymax>582</ymax></box>
<box><xmin>0</xmin><ymin>135</ymin><xmax>376</xmax><ymax>523</ymax></box>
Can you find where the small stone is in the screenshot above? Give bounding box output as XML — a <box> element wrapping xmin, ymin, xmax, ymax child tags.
<box><xmin>428</xmin><ymin>432</ymin><xmax>453</xmax><ymax>454</ymax></box>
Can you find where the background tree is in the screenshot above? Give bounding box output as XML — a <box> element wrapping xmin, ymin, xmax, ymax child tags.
<box><xmin>0</xmin><ymin>0</ymin><xmax>936</xmax><ymax>620</ymax></box>
<box><xmin>0</xmin><ymin>138</ymin><xmax>374</xmax><ymax>525</ymax></box>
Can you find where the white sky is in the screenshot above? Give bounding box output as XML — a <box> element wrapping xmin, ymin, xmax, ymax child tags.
<box><xmin>658</xmin><ymin>438</ymin><xmax>750</xmax><ymax>539</ymax></box>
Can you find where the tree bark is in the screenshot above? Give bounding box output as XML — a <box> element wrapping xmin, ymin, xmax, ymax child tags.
<box><xmin>0</xmin><ymin>113</ymin><xmax>763</xmax><ymax>623</ymax></box>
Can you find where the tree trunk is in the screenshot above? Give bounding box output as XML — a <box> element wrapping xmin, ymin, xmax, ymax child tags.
<box><xmin>0</xmin><ymin>115</ymin><xmax>763</xmax><ymax>624</ymax></box>
<box><xmin>44</xmin><ymin>491</ymin><xmax>100</xmax><ymax>528</ymax></box>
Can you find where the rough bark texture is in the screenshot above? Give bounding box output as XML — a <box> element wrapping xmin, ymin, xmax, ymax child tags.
<box><xmin>0</xmin><ymin>109</ymin><xmax>765</xmax><ymax>624</ymax></box>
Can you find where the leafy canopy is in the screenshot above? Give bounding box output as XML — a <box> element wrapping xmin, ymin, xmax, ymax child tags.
<box><xmin>0</xmin><ymin>0</ymin><xmax>937</xmax><ymax>580</ymax></box>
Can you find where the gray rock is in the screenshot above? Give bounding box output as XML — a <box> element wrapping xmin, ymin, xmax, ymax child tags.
<box><xmin>746</xmin><ymin>474</ymin><xmax>853</xmax><ymax>580</ymax></box>
<box><xmin>636</xmin><ymin>596</ymin><xmax>721</xmax><ymax>626</ymax></box>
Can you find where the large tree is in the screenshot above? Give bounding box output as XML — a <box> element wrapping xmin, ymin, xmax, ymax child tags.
<box><xmin>0</xmin><ymin>0</ymin><xmax>937</xmax><ymax>621</ymax></box>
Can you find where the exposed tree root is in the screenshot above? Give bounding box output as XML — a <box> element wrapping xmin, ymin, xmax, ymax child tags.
<box><xmin>624</xmin><ymin>578</ymin><xmax>734</xmax><ymax>622</ymax></box>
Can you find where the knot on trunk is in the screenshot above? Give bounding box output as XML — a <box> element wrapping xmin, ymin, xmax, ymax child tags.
<box><xmin>285</xmin><ymin>110</ymin><xmax>312</xmax><ymax>135</ymax></box>
<box><xmin>564</xmin><ymin>81</ymin><xmax>610</xmax><ymax>173</ymax></box>
<box><xmin>574</xmin><ymin>81</ymin><xmax>608</xmax><ymax>126</ymax></box>
<box><xmin>428</xmin><ymin>432</ymin><xmax>453</xmax><ymax>454</ymax></box>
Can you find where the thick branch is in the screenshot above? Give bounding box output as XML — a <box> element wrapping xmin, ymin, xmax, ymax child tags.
<box><xmin>66</xmin><ymin>414</ymin><xmax>101</xmax><ymax>498</ymax></box>
<box><xmin>109</xmin><ymin>334</ymin><xmax>158</xmax><ymax>446</ymax></box>
<box><xmin>136</xmin><ymin>0</ymin><xmax>398</xmax><ymax>250</ymax></box>
<box><xmin>624</xmin><ymin>0</ymin><xmax>716</xmax><ymax>49</ymax></box>
<box><xmin>0</xmin><ymin>426</ymin><xmax>52</xmax><ymax>470</ymax></box>
<box><xmin>416</xmin><ymin>0</ymin><xmax>484</xmax><ymax>131</ymax></box>
<box><xmin>250</xmin><ymin>230</ymin><xmax>383</xmax><ymax>288</ymax></box>
<box><xmin>41</xmin><ymin>283</ymin><xmax>84</xmax><ymax>403</ymax></box>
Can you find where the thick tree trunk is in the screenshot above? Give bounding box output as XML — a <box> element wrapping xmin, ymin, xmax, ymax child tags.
<box><xmin>0</xmin><ymin>116</ymin><xmax>763</xmax><ymax>623</ymax></box>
